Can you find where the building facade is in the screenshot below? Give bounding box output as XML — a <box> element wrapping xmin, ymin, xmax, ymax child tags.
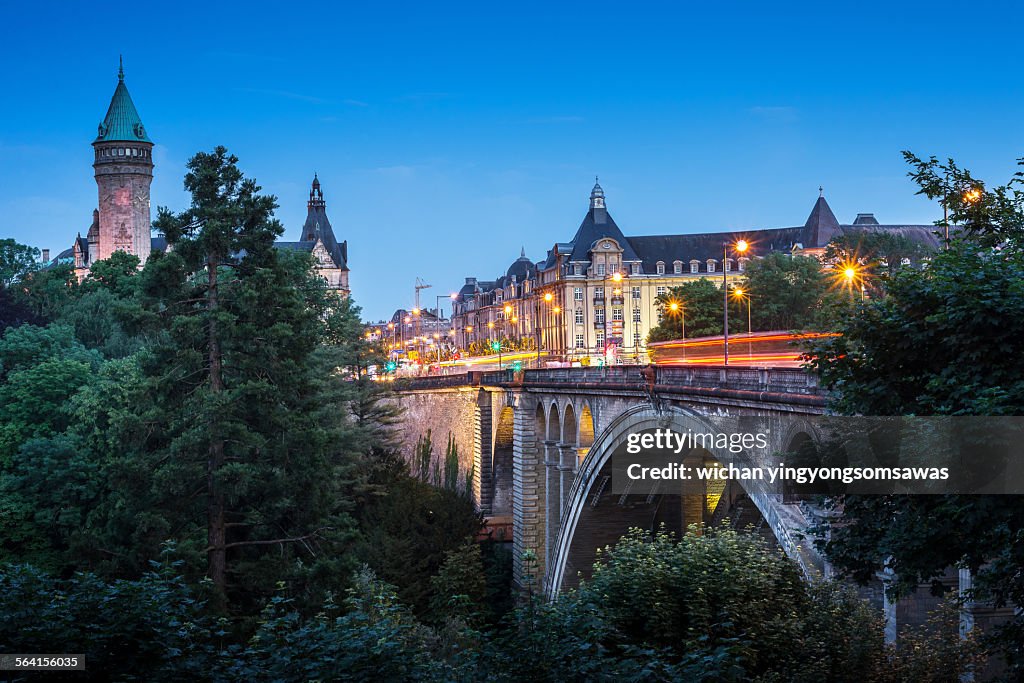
<box><xmin>451</xmin><ymin>181</ymin><xmax>940</xmax><ymax>364</ymax></box>
<box><xmin>56</xmin><ymin>63</ymin><xmax>349</xmax><ymax>296</ymax></box>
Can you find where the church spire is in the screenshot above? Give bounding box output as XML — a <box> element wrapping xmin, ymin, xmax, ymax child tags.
<box><xmin>118</xmin><ymin>55</ymin><xmax>124</xmax><ymax>82</ymax></box>
<box><xmin>590</xmin><ymin>176</ymin><xmax>606</xmax><ymax>209</ymax></box>
<box><xmin>308</xmin><ymin>174</ymin><xmax>325</xmax><ymax>209</ymax></box>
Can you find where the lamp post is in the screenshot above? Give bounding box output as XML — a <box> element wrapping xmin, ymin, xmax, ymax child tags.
<box><xmin>723</xmin><ymin>240</ymin><xmax>749</xmax><ymax>366</ymax></box>
<box><xmin>668</xmin><ymin>300</ymin><xmax>685</xmax><ymax>360</ymax></box>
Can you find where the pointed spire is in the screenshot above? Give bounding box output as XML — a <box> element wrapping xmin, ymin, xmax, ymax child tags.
<box><xmin>819</xmin><ymin>185</ymin><xmax>824</xmax><ymax>197</ymax></box>
<box><xmin>590</xmin><ymin>176</ymin><xmax>606</xmax><ymax>210</ymax></box>
<box><xmin>95</xmin><ymin>59</ymin><xmax>150</xmax><ymax>143</ymax></box>
<box><xmin>520</xmin><ymin>246</ymin><xmax>526</xmax><ymax>258</ymax></box>
<box><xmin>803</xmin><ymin>191</ymin><xmax>841</xmax><ymax>247</ymax></box>
<box><xmin>308</xmin><ymin>174</ymin><xmax>325</xmax><ymax>209</ymax></box>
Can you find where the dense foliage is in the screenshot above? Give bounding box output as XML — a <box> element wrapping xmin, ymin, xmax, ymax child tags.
<box><xmin>807</xmin><ymin>154</ymin><xmax>1024</xmax><ymax>675</ymax></box>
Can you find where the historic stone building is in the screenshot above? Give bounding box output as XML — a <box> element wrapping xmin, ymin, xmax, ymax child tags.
<box><xmin>71</xmin><ymin>60</ymin><xmax>155</xmax><ymax>278</ymax></box>
<box><xmin>451</xmin><ymin>180</ymin><xmax>940</xmax><ymax>363</ymax></box>
<box><xmin>56</xmin><ymin>62</ymin><xmax>349</xmax><ymax>296</ymax></box>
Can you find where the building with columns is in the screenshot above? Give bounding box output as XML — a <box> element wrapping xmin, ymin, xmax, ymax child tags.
<box><xmin>55</xmin><ymin>62</ymin><xmax>349</xmax><ymax>296</ymax></box>
<box><xmin>450</xmin><ymin>180</ymin><xmax>940</xmax><ymax>364</ymax></box>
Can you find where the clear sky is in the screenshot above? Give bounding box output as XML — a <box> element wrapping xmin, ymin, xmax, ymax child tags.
<box><xmin>2</xmin><ymin>0</ymin><xmax>1022</xmax><ymax>319</ymax></box>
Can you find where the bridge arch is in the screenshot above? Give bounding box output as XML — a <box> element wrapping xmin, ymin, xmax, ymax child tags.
<box><xmin>546</xmin><ymin>403</ymin><xmax>818</xmax><ymax>595</ymax></box>
<box><xmin>546</xmin><ymin>402</ymin><xmax>560</xmax><ymax>441</ymax></box>
<box><xmin>561</xmin><ymin>403</ymin><xmax>577</xmax><ymax>445</ymax></box>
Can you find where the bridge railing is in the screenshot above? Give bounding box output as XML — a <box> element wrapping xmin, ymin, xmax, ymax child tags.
<box><xmin>396</xmin><ymin>365</ymin><xmax>824</xmax><ymax>398</ymax></box>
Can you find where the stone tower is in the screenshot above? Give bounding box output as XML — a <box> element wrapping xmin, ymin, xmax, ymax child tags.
<box><xmin>92</xmin><ymin>59</ymin><xmax>153</xmax><ymax>265</ymax></box>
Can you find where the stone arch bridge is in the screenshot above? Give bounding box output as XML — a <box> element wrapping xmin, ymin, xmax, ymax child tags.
<box><xmin>391</xmin><ymin>365</ymin><xmax>827</xmax><ymax>595</ymax></box>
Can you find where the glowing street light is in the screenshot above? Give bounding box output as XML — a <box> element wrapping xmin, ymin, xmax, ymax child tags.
<box><xmin>611</xmin><ymin>272</ymin><xmax>623</xmax><ymax>282</ymax></box>
<box><xmin>723</xmin><ymin>239</ymin><xmax>750</xmax><ymax>365</ymax></box>
<box><xmin>731</xmin><ymin>287</ymin><xmax>751</xmax><ymax>337</ymax></box>
<box><xmin>668</xmin><ymin>299</ymin><xmax>685</xmax><ymax>347</ymax></box>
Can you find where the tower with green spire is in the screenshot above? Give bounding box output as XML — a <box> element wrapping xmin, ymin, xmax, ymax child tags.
<box><xmin>91</xmin><ymin>58</ymin><xmax>154</xmax><ymax>265</ymax></box>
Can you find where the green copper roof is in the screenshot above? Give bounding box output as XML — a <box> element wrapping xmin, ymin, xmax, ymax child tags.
<box><xmin>94</xmin><ymin>62</ymin><xmax>151</xmax><ymax>144</ymax></box>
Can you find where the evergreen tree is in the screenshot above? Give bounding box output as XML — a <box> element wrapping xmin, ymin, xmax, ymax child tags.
<box><xmin>141</xmin><ymin>146</ymin><xmax>361</xmax><ymax>606</ymax></box>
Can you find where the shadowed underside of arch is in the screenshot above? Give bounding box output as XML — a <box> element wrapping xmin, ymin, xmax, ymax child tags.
<box><xmin>545</xmin><ymin>404</ymin><xmax>820</xmax><ymax>596</ymax></box>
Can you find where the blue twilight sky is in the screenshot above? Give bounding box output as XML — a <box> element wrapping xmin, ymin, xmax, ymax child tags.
<box><xmin>2</xmin><ymin>0</ymin><xmax>1022</xmax><ymax>319</ymax></box>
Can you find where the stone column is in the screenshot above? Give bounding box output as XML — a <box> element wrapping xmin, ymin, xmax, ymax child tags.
<box><xmin>512</xmin><ymin>393</ymin><xmax>545</xmax><ymax>587</ymax></box>
<box><xmin>558</xmin><ymin>444</ymin><xmax>576</xmax><ymax>520</ymax></box>
<box><xmin>543</xmin><ymin>441</ymin><xmax>560</xmax><ymax>571</ymax></box>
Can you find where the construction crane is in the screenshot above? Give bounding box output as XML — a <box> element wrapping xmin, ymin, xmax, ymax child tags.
<box><xmin>414</xmin><ymin>277</ymin><xmax>432</xmax><ymax>312</ymax></box>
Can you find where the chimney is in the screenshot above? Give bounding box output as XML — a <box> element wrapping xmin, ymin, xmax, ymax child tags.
<box><xmin>41</xmin><ymin>249</ymin><xmax>50</xmax><ymax>262</ymax></box>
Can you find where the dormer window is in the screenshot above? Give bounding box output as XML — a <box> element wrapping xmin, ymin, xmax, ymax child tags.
<box><xmin>574</xmin><ymin>264</ymin><xmax>582</xmax><ymax>276</ymax></box>
<box><xmin>656</xmin><ymin>261</ymin><xmax>665</xmax><ymax>275</ymax></box>
<box><xmin>597</xmin><ymin>263</ymin><xmax>606</xmax><ymax>276</ymax></box>
<box><xmin>738</xmin><ymin>257</ymin><xmax>749</xmax><ymax>272</ymax></box>
<box><xmin>707</xmin><ymin>259</ymin><xmax>716</xmax><ymax>273</ymax></box>
<box><xmin>690</xmin><ymin>260</ymin><xmax>700</xmax><ymax>274</ymax></box>
<box><xmin>631</xmin><ymin>263</ymin><xmax>641</xmax><ymax>274</ymax></box>
<box><xmin>673</xmin><ymin>260</ymin><xmax>682</xmax><ymax>274</ymax></box>
<box><xmin>724</xmin><ymin>258</ymin><xmax>733</xmax><ymax>272</ymax></box>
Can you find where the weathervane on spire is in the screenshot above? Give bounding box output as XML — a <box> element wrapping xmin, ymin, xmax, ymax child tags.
<box><xmin>819</xmin><ymin>185</ymin><xmax>824</xmax><ymax>197</ymax></box>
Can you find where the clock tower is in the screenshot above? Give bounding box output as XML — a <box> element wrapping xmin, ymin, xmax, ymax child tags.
<box><xmin>92</xmin><ymin>58</ymin><xmax>154</xmax><ymax>265</ymax></box>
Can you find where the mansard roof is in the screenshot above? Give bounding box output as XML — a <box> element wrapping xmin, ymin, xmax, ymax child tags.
<box><xmin>628</xmin><ymin>228</ymin><xmax>802</xmax><ymax>271</ymax></box>
<box><xmin>95</xmin><ymin>60</ymin><xmax>151</xmax><ymax>144</ymax></box>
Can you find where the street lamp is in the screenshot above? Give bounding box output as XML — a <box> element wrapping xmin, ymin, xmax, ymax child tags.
<box><xmin>668</xmin><ymin>300</ymin><xmax>685</xmax><ymax>343</ymax></box>
<box><xmin>723</xmin><ymin>239</ymin><xmax>749</xmax><ymax>366</ymax></box>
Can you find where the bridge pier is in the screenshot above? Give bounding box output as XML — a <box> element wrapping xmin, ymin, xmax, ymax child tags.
<box><xmin>512</xmin><ymin>392</ymin><xmax>546</xmax><ymax>586</ymax></box>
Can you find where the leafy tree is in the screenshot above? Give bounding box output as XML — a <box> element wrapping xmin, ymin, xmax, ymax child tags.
<box><xmin>824</xmin><ymin>229</ymin><xmax>927</xmax><ymax>286</ymax></box>
<box><xmin>739</xmin><ymin>252</ymin><xmax>842</xmax><ymax>331</ymax></box>
<box><xmin>903</xmin><ymin>152</ymin><xmax>1024</xmax><ymax>248</ymax></box>
<box><xmin>0</xmin><ymin>238</ymin><xmax>38</xmax><ymax>287</ymax></box>
<box><xmin>806</xmin><ymin>154</ymin><xmax>1024</xmax><ymax>674</ymax></box>
<box><xmin>12</xmin><ymin>261</ymin><xmax>80</xmax><ymax>321</ymax></box>
<box><xmin>355</xmin><ymin>459</ymin><xmax>482</xmax><ymax>617</ymax></box>
<box><xmin>0</xmin><ymin>324</ymin><xmax>100</xmax><ymax>463</ymax></box>
<box><xmin>647</xmin><ymin>278</ymin><xmax>742</xmax><ymax>343</ymax></box>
